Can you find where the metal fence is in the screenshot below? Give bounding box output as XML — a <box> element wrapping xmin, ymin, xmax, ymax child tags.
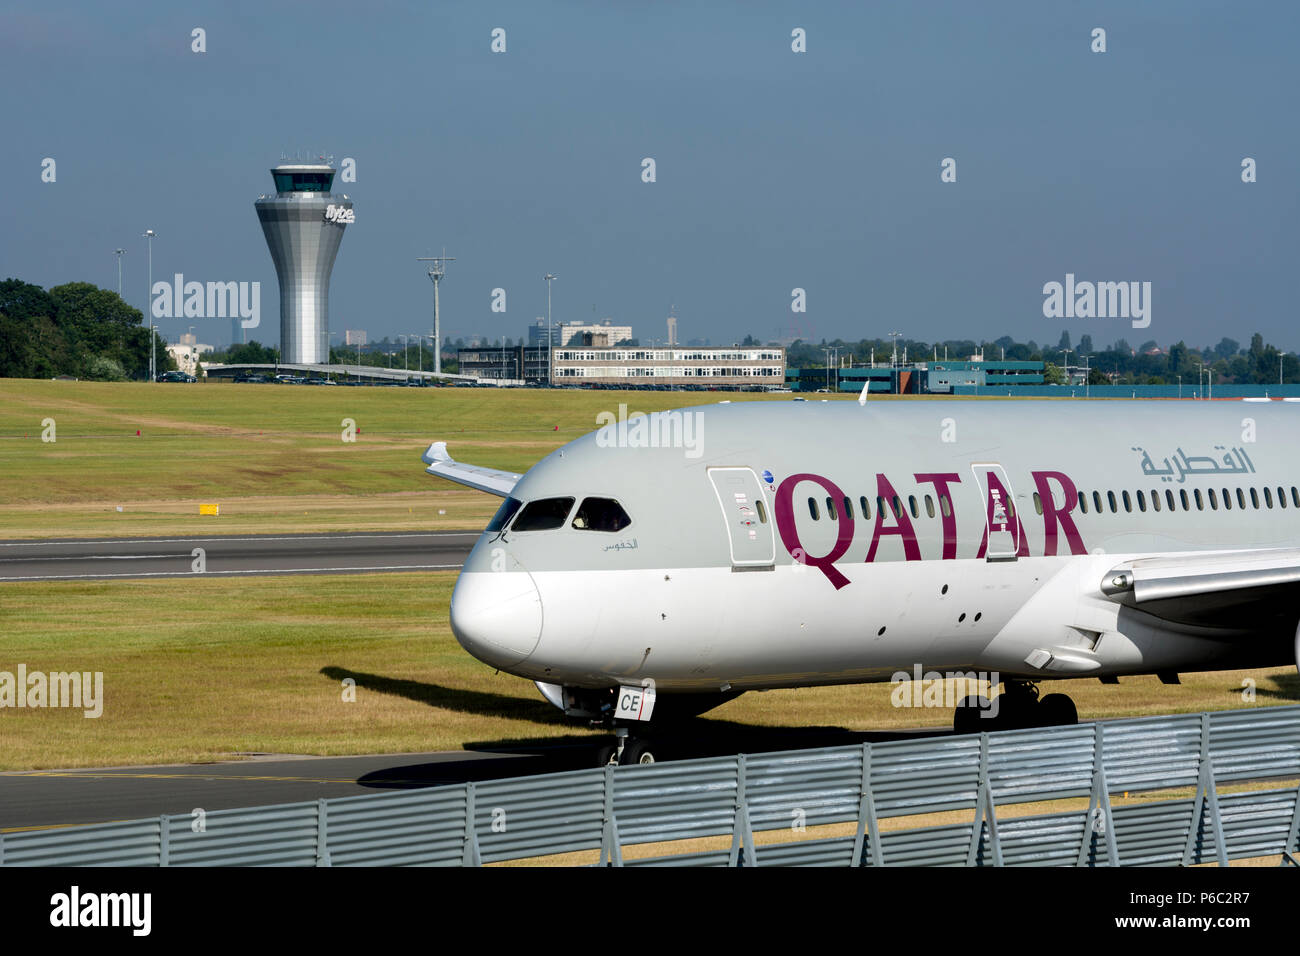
<box><xmin>4</xmin><ymin>706</ymin><xmax>1298</xmax><ymax>867</ymax></box>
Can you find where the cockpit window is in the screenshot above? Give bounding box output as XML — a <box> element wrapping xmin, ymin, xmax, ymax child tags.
<box><xmin>571</xmin><ymin>497</ymin><xmax>632</xmax><ymax>532</ymax></box>
<box><xmin>510</xmin><ymin>496</ymin><xmax>575</xmax><ymax>532</ymax></box>
<box><xmin>486</xmin><ymin>496</ymin><xmax>524</xmax><ymax>532</ymax></box>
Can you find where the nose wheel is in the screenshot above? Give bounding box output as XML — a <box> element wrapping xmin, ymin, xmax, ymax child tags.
<box><xmin>595</xmin><ymin>726</ymin><xmax>662</xmax><ymax>766</ymax></box>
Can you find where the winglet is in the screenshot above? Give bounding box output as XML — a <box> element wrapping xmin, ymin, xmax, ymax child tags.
<box><xmin>858</xmin><ymin>380</ymin><xmax>869</xmax><ymax>405</ymax></box>
<box><xmin>421</xmin><ymin>441</ymin><xmax>522</xmax><ymax>497</ymax></box>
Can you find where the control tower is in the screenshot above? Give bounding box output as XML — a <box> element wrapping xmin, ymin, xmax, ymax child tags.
<box><xmin>255</xmin><ymin>162</ymin><xmax>353</xmax><ymax>364</ymax></box>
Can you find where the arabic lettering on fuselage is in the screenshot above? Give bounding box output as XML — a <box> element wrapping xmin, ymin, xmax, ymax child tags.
<box><xmin>1132</xmin><ymin>446</ymin><xmax>1255</xmax><ymax>484</ymax></box>
<box><xmin>603</xmin><ymin>538</ymin><xmax>638</xmax><ymax>552</ymax></box>
<box><xmin>773</xmin><ymin>470</ymin><xmax>1087</xmax><ymax>590</ymax></box>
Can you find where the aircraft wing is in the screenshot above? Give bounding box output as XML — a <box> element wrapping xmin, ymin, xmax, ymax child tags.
<box><xmin>1101</xmin><ymin>548</ymin><xmax>1300</xmax><ymax>631</ymax></box>
<box><xmin>421</xmin><ymin>441</ymin><xmax>522</xmax><ymax>497</ymax></box>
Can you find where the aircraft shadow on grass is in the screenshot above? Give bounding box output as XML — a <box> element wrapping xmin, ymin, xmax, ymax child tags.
<box><xmin>318</xmin><ymin>666</ymin><xmax>568</xmax><ymax>726</ymax></box>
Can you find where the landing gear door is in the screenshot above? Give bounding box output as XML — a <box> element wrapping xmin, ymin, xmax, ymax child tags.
<box><xmin>972</xmin><ymin>463</ymin><xmax>1019</xmax><ymax>562</ymax></box>
<box><xmin>707</xmin><ymin>467</ymin><xmax>775</xmax><ymax>568</ymax></box>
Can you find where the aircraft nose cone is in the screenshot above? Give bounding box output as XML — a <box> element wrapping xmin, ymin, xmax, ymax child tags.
<box><xmin>450</xmin><ymin>570</ymin><xmax>543</xmax><ymax>669</ymax></box>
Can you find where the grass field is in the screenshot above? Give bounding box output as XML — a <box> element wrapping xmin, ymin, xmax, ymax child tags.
<box><xmin>0</xmin><ymin>380</ymin><xmax>830</xmax><ymax>538</ymax></box>
<box><xmin>0</xmin><ymin>571</ymin><xmax>1293</xmax><ymax>770</ymax></box>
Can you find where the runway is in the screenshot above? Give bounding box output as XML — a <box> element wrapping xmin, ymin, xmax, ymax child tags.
<box><xmin>0</xmin><ymin>531</ymin><xmax>477</xmax><ymax>582</ymax></box>
<box><xmin>0</xmin><ymin>727</ymin><xmax>952</xmax><ymax>832</ymax></box>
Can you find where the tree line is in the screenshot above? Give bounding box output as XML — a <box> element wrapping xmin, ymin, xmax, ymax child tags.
<box><xmin>0</xmin><ymin>279</ymin><xmax>174</xmax><ymax>380</ymax></box>
<box><xmin>772</xmin><ymin>330</ymin><xmax>1300</xmax><ymax>386</ymax></box>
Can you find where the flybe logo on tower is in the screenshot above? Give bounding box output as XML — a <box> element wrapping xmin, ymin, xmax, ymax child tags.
<box><xmin>325</xmin><ymin>204</ymin><xmax>354</xmax><ymax>224</ymax></box>
<box><xmin>152</xmin><ymin>274</ymin><xmax>260</xmax><ymax>328</ymax></box>
<box><xmin>1042</xmin><ymin>273</ymin><xmax>1151</xmax><ymax>329</ymax></box>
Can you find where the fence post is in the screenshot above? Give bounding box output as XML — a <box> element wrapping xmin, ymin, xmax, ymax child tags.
<box><xmin>728</xmin><ymin>754</ymin><xmax>758</xmax><ymax>867</ymax></box>
<box><xmin>967</xmin><ymin>734</ymin><xmax>1003</xmax><ymax>866</ymax></box>
<box><xmin>1183</xmin><ymin>758</ymin><xmax>1227</xmax><ymax>866</ymax></box>
<box><xmin>159</xmin><ymin>815</ymin><xmax>169</xmax><ymax>867</ymax></box>
<box><xmin>462</xmin><ymin>784</ymin><xmax>481</xmax><ymax>867</ymax></box>
<box><xmin>852</xmin><ymin>742</ymin><xmax>883</xmax><ymax>866</ymax></box>
<box><xmin>599</xmin><ymin>764</ymin><xmax>623</xmax><ymax>867</ymax></box>
<box><xmin>316</xmin><ymin>799</ymin><xmax>331</xmax><ymax>867</ymax></box>
<box><xmin>1283</xmin><ymin>780</ymin><xmax>1300</xmax><ymax>866</ymax></box>
<box><xmin>1078</xmin><ymin>722</ymin><xmax>1120</xmax><ymax>866</ymax></box>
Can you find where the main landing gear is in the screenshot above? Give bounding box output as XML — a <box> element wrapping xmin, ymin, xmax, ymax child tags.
<box><xmin>594</xmin><ymin>725</ymin><xmax>663</xmax><ymax>767</ymax></box>
<box><xmin>952</xmin><ymin>680</ymin><xmax>1079</xmax><ymax>735</ymax></box>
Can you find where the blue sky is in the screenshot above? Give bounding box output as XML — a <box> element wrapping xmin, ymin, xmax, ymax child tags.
<box><xmin>2</xmin><ymin>0</ymin><xmax>1296</xmax><ymax>351</ymax></box>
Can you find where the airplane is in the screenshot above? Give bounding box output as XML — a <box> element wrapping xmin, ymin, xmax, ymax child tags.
<box><xmin>423</xmin><ymin>397</ymin><xmax>1300</xmax><ymax>764</ymax></box>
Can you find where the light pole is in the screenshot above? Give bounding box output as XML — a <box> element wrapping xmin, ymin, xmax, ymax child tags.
<box><xmin>415</xmin><ymin>334</ymin><xmax>423</xmax><ymax>376</ymax></box>
<box><xmin>1281</xmin><ymin>352</ymin><xmax>1286</xmax><ymax>386</ymax></box>
<box><xmin>1195</xmin><ymin>361</ymin><xmax>1204</xmax><ymax>400</ymax></box>
<box><xmin>544</xmin><ymin>273</ymin><xmax>558</xmax><ymax>387</ymax></box>
<box><xmin>114</xmin><ymin>248</ymin><xmax>126</xmax><ymax>298</ymax></box>
<box><xmin>1084</xmin><ymin>354</ymin><xmax>1090</xmax><ymax>398</ymax></box>
<box><xmin>417</xmin><ymin>254</ymin><xmax>455</xmax><ymax>377</ymax></box>
<box><xmin>400</xmin><ymin>334</ymin><xmax>410</xmax><ymax>373</ymax></box>
<box><xmin>143</xmin><ymin>230</ymin><xmax>156</xmax><ymax>380</ymax></box>
<box><xmin>889</xmin><ymin>331</ymin><xmax>902</xmax><ymax>368</ymax></box>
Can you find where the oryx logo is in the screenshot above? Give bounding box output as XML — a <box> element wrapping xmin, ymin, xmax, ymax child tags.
<box><xmin>152</xmin><ymin>274</ymin><xmax>260</xmax><ymax>329</ymax></box>
<box><xmin>324</xmin><ymin>204</ymin><xmax>354</xmax><ymax>224</ymax></box>
<box><xmin>1042</xmin><ymin>273</ymin><xmax>1151</xmax><ymax>329</ymax></box>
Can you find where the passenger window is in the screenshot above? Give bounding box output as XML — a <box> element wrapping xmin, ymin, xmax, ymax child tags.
<box><xmin>1078</xmin><ymin>492</ymin><xmax>1088</xmax><ymax>514</ymax></box>
<box><xmin>891</xmin><ymin>496</ymin><xmax>902</xmax><ymax>519</ymax></box>
<box><xmin>825</xmin><ymin>496</ymin><xmax>838</xmax><ymax>520</ymax></box>
<box><xmin>571</xmin><ymin>497</ymin><xmax>632</xmax><ymax>533</ymax></box>
<box><xmin>1107</xmin><ymin>491</ymin><xmax>1117</xmax><ymax>513</ymax></box>
<box><xmin>925</xmin><ymin>495</ymin><xmax>935</xmax><ymax>519</ymax></box>
<box><xmin>1194</xmin><ymin>489</ymin><xmax>1203</xmax><ymax>511</ymax></box>
<box><xmin>1033</xmin><ymin>492</ymin><xmax>1043</xmax><ymax>516</ymax></box>
<box><xmin>1122</xmin><ymin>491</ymin><xmax>1132</xmax><ymax>513</ymax></box>
<box><xmin>808</xmin><ymin>497</ymin><xmax>820</xmax><ymax>520</ymax></box>
<box><xmin>1278</xmin><ymin>487</ymin><xmax>1286</xmax><ymax>509</ymax></box>
<box><xmin>1208</xmin><ymin>488</ymin><xmax>1218</xmax><ymax>510</ymax></box>
<box><xmin>1292</xmin><ymin>487</ymin><xmax>1299</xmax><ymax>508</ymax></box>
<box><xmin>860</xmin><ymin>496</ymin><xmax>872</xmax><ymax>520</ymax></box>
<box><xmin>1264</xmin><ymin>487</ymin><xmax>1274</xmax><ymax>509</ymax></box>
<box><xmin>755</xmin><ymin>500</ymin><xmax>768</xmax><ymax>524</ymax></box>
<box><xmin>1250</xmin><ymin>488</ymin><xmax>1259</xmax><ymax>509</ymax></box>
<box><xmin>1136</xmin><ymin>490</ymin><xmax>1146</xmax><ymax>512</ymax></box>
<box><xmin>487</xmin><ymin>496</ymin><xmax>524</xmax><ymax>532</ymax></box>
<box><xmin>1150</xmin><ymin>489</ymin><xmax>1160</xmax><ymax>512</ymax></box>
<box><xmin>877</xmin><ymin>496</ymin><xmax>886</xmax><ymax>518</ymax></box>
<box><xmin>1180</xmin><ymin>490</ymin><xmax>1189</xmax><ymax>511</ymax></box>
<box><xmin>511</xmin><ymin>496</ymin><xmax>576</xmax><ymax>532</ymax></box>
<box><xmin>1237</xmin><ymin>488</ymin><xmax>1246</xmax><ymax>509</ymax></box>
<box><xmin>1221</xmin><ymin>488</ymin><xmax>1231</xmax><ymax>510</ymax></box>
<box><xmin>843</xmin><ymin>496</ymin><xmax>853</xmax><ymax>520</ymax></box>
<box><xmin>1166</xmin><ymin>490</ymin><xmax>1175</xmax><ymax>511</ymax></box>
<box><xmin>908</xmin><ymin>495</ymin><xmax>919</xmax><ymax>519</ymax></box>
<box><xmin>940</xmin><ymin>494</ymin><xmax>952</xmax><ymax>519</ymax></box>
<box><xmin>1093</xmin><ymin>491</ymin><xmax>1103</xmax><ymax>513</ymax></box>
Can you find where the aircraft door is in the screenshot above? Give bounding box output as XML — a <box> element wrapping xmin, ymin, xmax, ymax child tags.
<box><xmin>971</xmin><ymin>463</ymin><xmax>1020</xmax><ymax>561</ymax></box>
<box><xmin>707</xmin><ymin>467</ymin><xmax>776</xmax><ymax>568</ymax></box>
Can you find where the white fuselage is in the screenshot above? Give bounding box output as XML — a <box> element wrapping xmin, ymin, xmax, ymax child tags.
<box><xmin>449</xmin><ymin>401</ymin><xmax>1297</xmax><ymax>693</ymax></box>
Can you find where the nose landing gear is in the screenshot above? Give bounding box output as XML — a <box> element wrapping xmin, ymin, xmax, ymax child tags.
<box><xmin>595</xmin><ymin>725</ymin><xmax>663</xmax><ymax>767</ymax></box>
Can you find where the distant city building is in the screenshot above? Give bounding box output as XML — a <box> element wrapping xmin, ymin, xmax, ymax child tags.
<box><xmin>166</xmin><ymin>332</ymin><xmax>214</xmax><ymax>376</ymax></box>
<box><xmin>553</xmin><ymin>346</ymin><xmax>785</xmax><ymax>387</ymax></box>
<box><xmin>556</xmin><ymin>320</ymin><xmax>634</xmax><ymax>348</ymax></box>
<box><xmin>345</xmin><ymin>329</ymin><xmax>368</xmax><ymax>346</ymax></box>
<box><xmin>255</xmin><ymin>161</ymin><xmax>353</xmax><ymax>364</ymax></box>
<box><xmin>528</xmin><ymin>320</ymin><xmax>562</xmax><ymax>347</ymax></box>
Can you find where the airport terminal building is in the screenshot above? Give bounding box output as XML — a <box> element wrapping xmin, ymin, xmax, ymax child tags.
<box><xmin>552</xmin><ymin>346</ymin><xmax>785</xmax><ymax>387</ymax></box>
